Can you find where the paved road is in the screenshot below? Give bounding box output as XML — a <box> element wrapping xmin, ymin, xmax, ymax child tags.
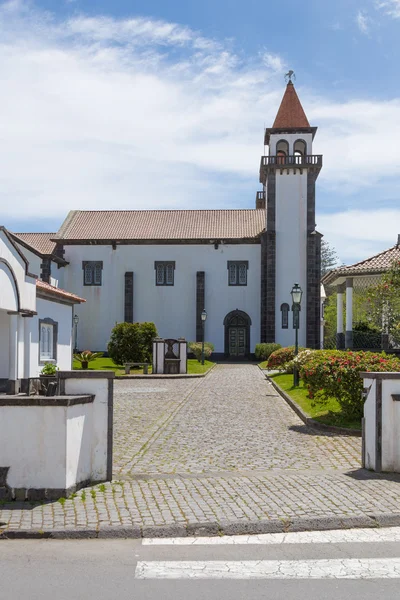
<box><xmin>2</xmin><ymin>364</ymin><xmax>400</xmax><ymax>534</ymax></box>
<box><xmin>3</xmin><ymin>529</ymin><xmax>400</xmax><ymax>599</ymax></box>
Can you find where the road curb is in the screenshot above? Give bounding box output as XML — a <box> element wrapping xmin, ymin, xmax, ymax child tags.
<box><xmin>266</xmin><ymin>375</ymin><xmax>362</xmax><ymax>437</ymax></box>
<box><xmin>2</xmin><ymin>514</ymin><xmax>400</xmax><ymax>540</ymax></box>
<box><xmin>115</xmin><ymin>363</ymin><xmax>217</xmax><ymax>379</ymax></box>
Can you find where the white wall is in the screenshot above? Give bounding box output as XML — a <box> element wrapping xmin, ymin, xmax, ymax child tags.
<box><xmin>62</xmin><ymin>243</ymin><xmax>261</xmax><ymax>353</ymax></box>
<box><xmin>0</xmin><ymin>402</ymin><xmax>93</xmax><ymax>490</ymax></box>
<box><xmin>28</xmin><ymin>297</ymin><xmax>73</xmax><ymax>376</ymax></box>
<box><xmin>14</xmin><ymin>243</ymin><xmax>41</xmax><ymax>278</ymax></box>
<box><xmin>363</xmin><ymin>375</ymin><xmax>400</xmax><ymax>472</ymax></box>
<box><xmin>0</xmin><ymin>230</ymin><xmax>36</xmax><ymax>313</ymax></box>
<box><xmin>274</xmin><ymin>171</ymin><xmax>308</xmax><ymax>347</ymax></box>
<box><xmin>64</xmin><ymin>377</ymin><xmax>110</xmax><ymax>481</ymax></box>
<box><xmin>0</xmin><ymin>310</ymin><xmax>9</xmax><ymax>378</ymax></box>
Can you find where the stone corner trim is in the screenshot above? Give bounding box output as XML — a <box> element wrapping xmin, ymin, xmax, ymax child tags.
<box><xmin>359</xmin><ymin>372</ymin><xmax>400</xmax><ymax>380</ymax></box>
<box><xmin>0</xmin><ymin>395</ymin><xmax>94</xmax><ymax>407</ymax></box>
<box><xmin>57</xmin><ymin>370</ymin><xmax>115</xmax><ymax>379</ymax></box>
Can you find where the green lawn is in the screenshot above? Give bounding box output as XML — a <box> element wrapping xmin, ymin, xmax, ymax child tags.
<box><xmin>73</xmin><ymin>356</ymin><xmax>214</xmax><ymax>376</ymax></box>
<box><xmin>271</xmin><ymin>373</ymin><xmax>361</xmax><ymax>430</ymax></box>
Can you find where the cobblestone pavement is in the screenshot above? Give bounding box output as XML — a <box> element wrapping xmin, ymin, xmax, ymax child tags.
<box><xmin>114</xmin><ymin>364</ymin><xmax>360</xmax><ymax>477</ymax></box>
<box><xmin>2</xmin><ymin>364</ymin><xmax>400</xmax><ymax>536</ymax></box>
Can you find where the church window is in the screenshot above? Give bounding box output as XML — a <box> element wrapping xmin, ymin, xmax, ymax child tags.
<box><xmin>294</xmin><ymin>139</ymin><xmax>307</xmax><ymax>164</ymax></box>
<box><xmin>280</xmin><ymin>303</ymin><xmax>289</xmax><ymax>329</ymax></box>
<box><xmin>39</xmin><ymin>318</ymin><xmax>57</xmax><ymax>363</ymax></box>
<box><xmin>155</xmin><ymin>261</ymin><xmax>175</xmax><ymax>286</ymax></box>
<box><xmin>276</xmin><ymin>140</ymin><xmax>289</xmax><ymax>165</ymax></box>
<box><xmin>83</xmin><ymin>261</ymin><xmax>103</xmax><ymax>286</ymax></box>
<box><xmin>227</xmin><ymin>261</ymin><xmax>248</xmax><ymax>286</ymax></box>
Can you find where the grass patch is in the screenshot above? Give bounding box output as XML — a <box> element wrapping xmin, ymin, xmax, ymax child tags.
<box><xmin>73</xmin><ymin>356</ymin><xmax>214</xmax><ymax>375</ymax></box>
<box><xmin>271</xmin><ymin>373</ymin><xmax>361</xmax><ymax>430</ymax></box>
<box><xmin>258</xmin><ymin>360</ymin><xmax>269</xmax><ymax>369</ymax></box>
<box><xmin>186</xmin><ymin>359</ymin><xmax>214</xmax><ymax>374</ymax></box>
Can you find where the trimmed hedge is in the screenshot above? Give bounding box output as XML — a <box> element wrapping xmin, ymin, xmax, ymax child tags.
<box><xmin>300</xmin><ymin>350</ymin><xmax>400</xmax><ymax>419</ymax></box>
<box><xmin>107</xmin><ymin>322</ymin><xmax>157</xmax><ymax>365</ymax></box>
<box><xmin>188</xmin><ymin>341</ymin><xmax>214</xmax><ymax>362</ymax></box>
<box><xmin>255</xmin><ymin>343</ymin><xmax>282</xmax><ymax>361</ymax></box>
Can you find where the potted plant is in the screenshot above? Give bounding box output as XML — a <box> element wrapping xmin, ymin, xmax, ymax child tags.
<box><xmin>74</xmin><ymin>350</ymin><xmax>103</xmax><ymax>370</ymax></box>
<box><xmin>39</xmin><ymin>362</ymin><xmax>59</xmax><ymax>394</ymax></box>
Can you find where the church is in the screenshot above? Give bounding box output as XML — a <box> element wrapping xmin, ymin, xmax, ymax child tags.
<box><xmin>2</xmin><ymin>80</ymin><xmax>322</xmax><ymax>373</ymax></box>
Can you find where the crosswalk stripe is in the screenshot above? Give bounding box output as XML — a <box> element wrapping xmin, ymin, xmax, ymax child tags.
<box><xmin>135</xmin><ymin>558</ymin><xmax>400</xmax><ymax>580</ymax></box>
<box><xmin>143</xmin><ymin>527</ymin><xmax>400</xmax><ymax>546</ymax></box>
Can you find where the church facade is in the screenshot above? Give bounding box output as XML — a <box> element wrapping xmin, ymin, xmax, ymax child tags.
<box><xmin>12</xmin><ymin>81</ymin><xmax>323</xmax><ymax>359</ymax></box>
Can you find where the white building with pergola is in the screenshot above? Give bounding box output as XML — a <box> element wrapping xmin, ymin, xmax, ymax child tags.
<box><xmin>321</xmin><ymin>235</ymin><xmax>400</xmax><ymax>351</ymax></box>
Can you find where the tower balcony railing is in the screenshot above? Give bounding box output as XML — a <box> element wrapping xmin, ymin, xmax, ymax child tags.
<box><xmin>260</xmin><ymin>154</ymin><xmax>323</xmax><ymax>168</ymax></box>
<box><xmin>259</xmin><ymin>154</ymin><xmax>323</xmax><ymax>183</ymax></box>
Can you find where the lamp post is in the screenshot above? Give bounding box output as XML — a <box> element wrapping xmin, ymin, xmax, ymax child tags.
<box><xmin>201</xmin><ymin>309</ymin><xmax>207</xmax><ymax>365</ymax></box>
<box><xmin>73</xmin><ymin>314</ymin><xmax>79</xmax><ymax>354</ymax></box>
<box><xmin>290</xmin><ymin>283</ymin><xmax>303</xmax><ymax>387</ymax></box>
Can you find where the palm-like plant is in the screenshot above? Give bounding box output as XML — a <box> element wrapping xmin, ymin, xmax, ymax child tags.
<box><xmin>74</xmin><ymin>350</ymin><xmax>103</xmax><ymax>369</ymax></box>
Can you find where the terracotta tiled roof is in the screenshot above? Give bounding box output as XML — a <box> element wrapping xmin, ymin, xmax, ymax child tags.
<box><xmin>272</xmin><ymin>82</ymin><xmax>310</xmax><ymax>129</ymax></box>
<box><xmin>55</xmin><ymin>210</ymin><xmax>266</xmax><ymax>241</ymax></box>
<box><xmin>13</xmin><ymin>232</ymin><xmax>57</xmax><ymax>255</ymax></box>
<box><xmin>322</xmin><ymin>244</ymin><xmax>400</xmax><ymax>285</ymax></box>
<box><xmin>36</xmin><ymin>280</ymin><xmax>86</xmax><ymax>304</ymax></box>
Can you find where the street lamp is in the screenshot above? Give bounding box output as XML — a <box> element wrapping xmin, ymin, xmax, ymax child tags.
<box><xmin>201</xmin><ymin>309</ymin><xmax>207</xmax><ymax>365</ymax></box>
<box><xmin>73</xmin><ymin>314</ymin><xmax>79</xmax><ymax>353</ymax></box>
<box><xmin>290</xmin><ymin>283</ymin><xmax>303</xmax><ymax>387</ymax></box>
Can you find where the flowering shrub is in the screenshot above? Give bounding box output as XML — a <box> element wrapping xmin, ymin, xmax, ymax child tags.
<box><xmin>188</xmin><ymin>342</ymin><xmax>214</xmax><ymax>362</ymax></box>
<box><xmin>255</xmin><ymin>343</ymin><xmax>282</xmax><ymax>361</ymax></box>
<box><xmin>300</xmin><ymin>350</ymin><xmax>400</xmax><ymax>418</ymax></box>
<box><xmin>267</xmin><ymin>346</ymin><xmax>304</xmax><ymax>370</ymax></box>
<box><xmin>284</xmin><ymin>349</ymin><xmax>316</xmax><ymax>374</ymax></box>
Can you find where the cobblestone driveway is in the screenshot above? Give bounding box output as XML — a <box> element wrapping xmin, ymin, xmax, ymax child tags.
<box><xmin>2</xmin><ymin>364</ymin><xmax>400</xmax><ymax>536</ymax></box>
<box><xmin>113</xmin><ymin>364</ymin><xmax>360</xmax><ymax>478</ymax></box>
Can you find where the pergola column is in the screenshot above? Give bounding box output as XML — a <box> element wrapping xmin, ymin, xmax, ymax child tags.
<box><xmin>8</xmin><ymin>313</ymin><xmax>18</xmax><ymax>394</ymax></box>
<box><xmin>336</xmin><ymin>283</ymin><xmax>345</xmax><ymax>349</ymax></box>
<box><xmin>345</xmin><ymin>278</ymin><xmax>353</xmax><ymax>349</ymax></box>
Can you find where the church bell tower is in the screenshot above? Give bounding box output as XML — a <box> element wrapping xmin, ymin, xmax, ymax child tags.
<box><xmin>259</xmin><ymin>77</ymin><xmax>322</xmax><ymax>348</ymax></box>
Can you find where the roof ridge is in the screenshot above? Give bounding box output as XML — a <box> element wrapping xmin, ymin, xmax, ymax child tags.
<box><xmin>346</xmin><ymin>244</ymin><xmax>398</xmax><ymax>269</ymax></box>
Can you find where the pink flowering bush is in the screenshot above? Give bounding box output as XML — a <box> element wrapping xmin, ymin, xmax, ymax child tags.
<box><xmin>267</xmin><ymin>346</ymin><xmax>304</xmax><ymax>370</ymax></box>
<box><xmin>300</xmin><ymin>350</ymin><xmax>400</xmax><ymax>418</ymax></box>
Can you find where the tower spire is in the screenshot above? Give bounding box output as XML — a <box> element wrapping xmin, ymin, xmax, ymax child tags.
<box><xmin>272</xmin><ymin>81</ymin><xmax>310</xmax><ymax>129</ymax></box>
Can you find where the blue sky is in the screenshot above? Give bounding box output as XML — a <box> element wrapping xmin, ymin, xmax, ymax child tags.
<box><xmin>1</xmin><ymin>0</ymin><xmax>400</xmax><ymax>263</ymax></box>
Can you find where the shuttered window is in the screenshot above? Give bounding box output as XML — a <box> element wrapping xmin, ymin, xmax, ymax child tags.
<box><xmin>39</xmin><ymin>318</ymin><xmax>58</xmax><ymax>363</ymax></box>
<box><xmin>155</xmin><ymin>262</ymin><xmax>175</xmax><ymax>286</ymax></box>
<box><xmin>227</xmin><ymin>261</ymin><xmax>248</xmax><ymax>286</ymax></box>
<box><xmin>83</xmin><ymin>261</ymin><xmax>103</xmax><ymax>286</ymax></box>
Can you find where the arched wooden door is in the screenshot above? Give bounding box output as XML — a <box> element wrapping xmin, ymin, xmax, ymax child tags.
<box><xmin>224</xmin><ymin>310</ymin><xmax>251</xmax><ymax>358</ymax></box>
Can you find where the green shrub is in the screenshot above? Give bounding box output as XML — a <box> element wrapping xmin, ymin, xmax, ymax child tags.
<box><xmin>267</xmin><ymin>346</ymin><xmax>304</xmax><ymax>370</ymax></box>
<box><xmin>40</xmin><ymin>362</ymin><xmax>58</xmax><ymax>375</ymax></box>
<box><xmin>255</xmin><ymin>343</ymin><xmax>282</xmax><ymax>361</ymax></box>
<box><xmin>107</xmin><ymin>322</ymin><xmax>158</xmax><ymax>365</ymax></box>
<box><xmin>300</xmin><ymin>350</ymin><xmax>400</xmax><ymax>419</ymax></box>
<box><xmin>139</xmin><ymin>322</ymin><xmax>158</xmax><ymax>362</ymax></box>
<box><xmin>188</xmin><ymin>341</ymin><xmax>214</xmax><ymax>362</ymax></box>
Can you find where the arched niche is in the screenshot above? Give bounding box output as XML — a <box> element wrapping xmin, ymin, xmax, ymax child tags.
<box><xmin>276</xmin><ymin>139</ymin><xmax>289</xmax><ymax>165</ymax></box>
<box><xmin>0</xmin><ymin>259</ymin><xmax>20</xmax><ymax>312</ymax></box>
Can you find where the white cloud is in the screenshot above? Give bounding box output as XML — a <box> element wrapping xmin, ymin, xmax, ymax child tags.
<box><xmin>318</xmin><ymin>209</ymin><xmax>400</xmax><ymax>264</ymax></box>
<box><xmin>262</xmin><ymin>51</ymin><xmax>286</xmax><ymax>73</ymax></box>
<box><xmin>356</xmin><ymin>10</ymin><xmax>370</xmax><ymax>33</ymax></box>
<box><xmin>376</xmin><ymin>0</ymin><xmax>400</xmax><ymax>18</ymax></box>
<box><xmin>0</xmin><ymin>0</ymin><xmax>399</xmax><ymax>266</ymax></box>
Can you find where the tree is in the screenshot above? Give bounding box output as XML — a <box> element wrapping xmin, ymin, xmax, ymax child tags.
<box><xmin>321</xmin><ymin>239</ymin><xmax>340</xmax><ymax>277</ymax></box>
